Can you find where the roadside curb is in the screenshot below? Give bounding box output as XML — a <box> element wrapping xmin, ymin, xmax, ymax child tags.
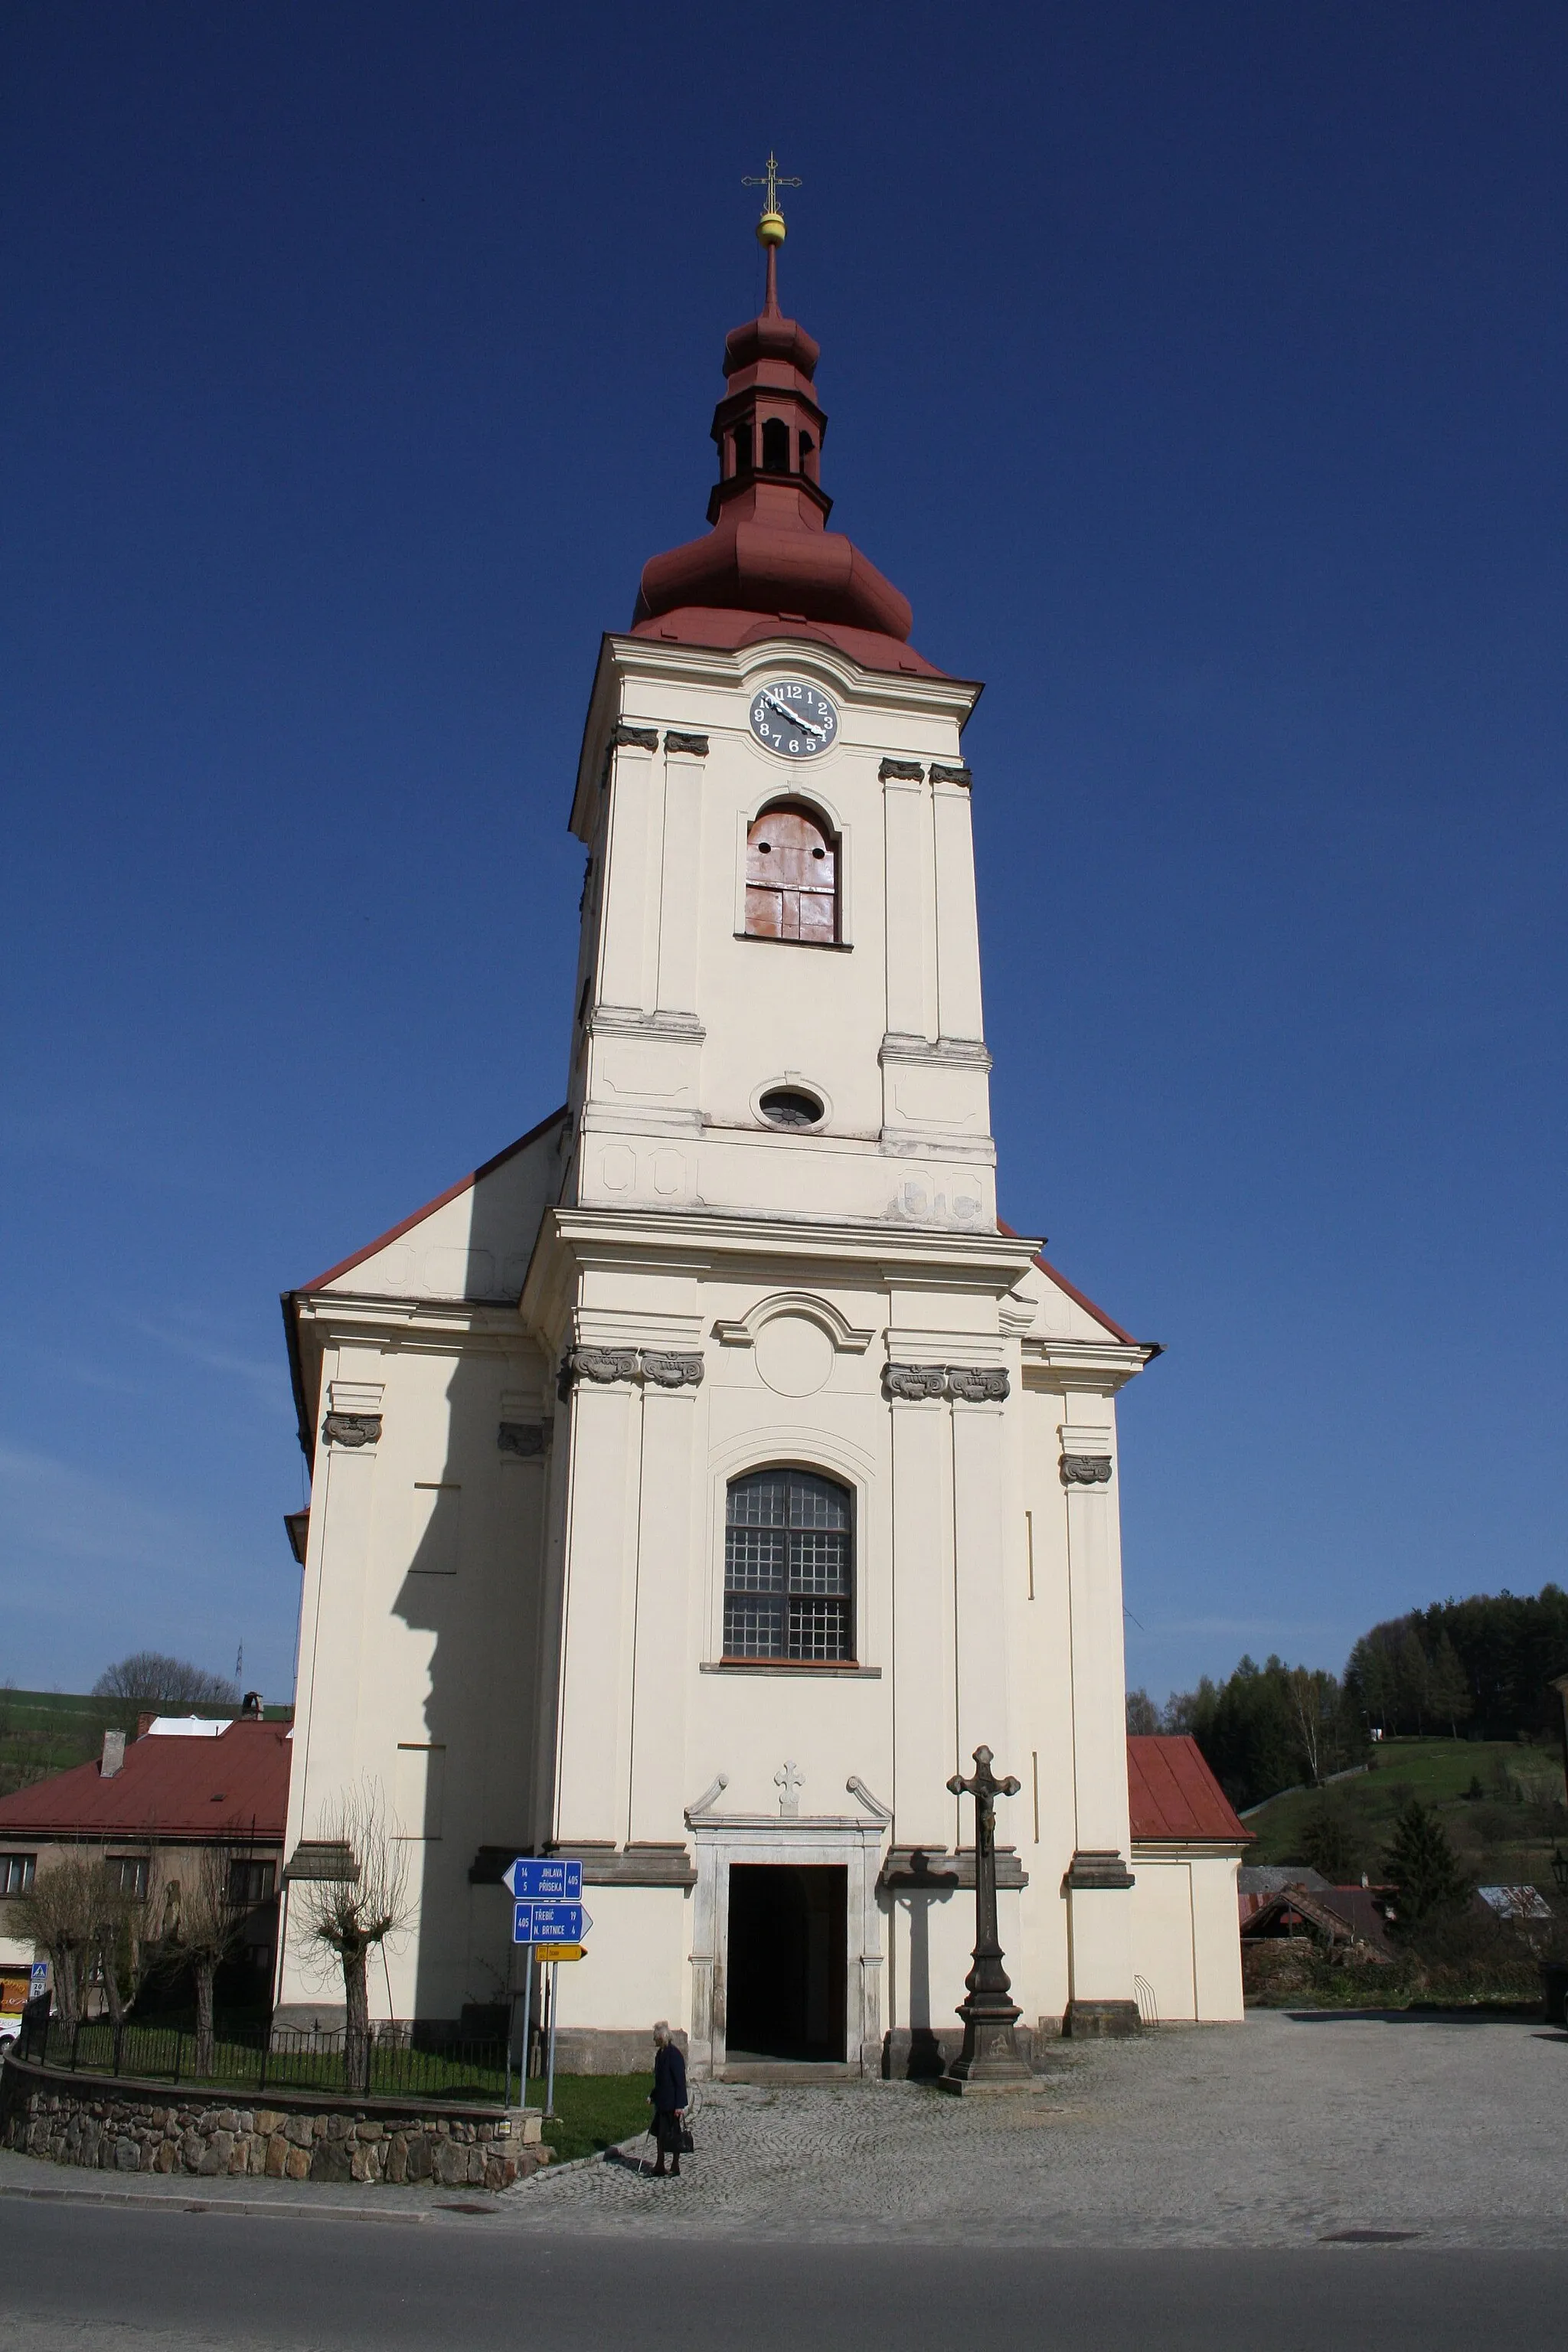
<box><xmin>0</xmin><ymin>2177</ymin><xmax>433</xmax><ymax>2224</ymax></box>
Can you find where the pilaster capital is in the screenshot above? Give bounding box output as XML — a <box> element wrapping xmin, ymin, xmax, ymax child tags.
<box><xmin>884</xmin><ymin>1362</ymin><xmax>1010</xmax><ymax>1403</ymax></box>
<box><xmin>321</xmin><ymin>1411</ymin><xmax>381</xmax><ymax>1449</ymax></box>
<box><xmin>557</xmin><ymin>1344</ymin><xmax>705</xmax><ymax>1399</ymax></box>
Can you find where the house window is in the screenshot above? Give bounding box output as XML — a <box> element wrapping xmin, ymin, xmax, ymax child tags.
<box><xmin>106</xmin><ymin>1856</ymin><xmax>149</xmax><ymax>1899</ymax></box>
<box><xmin>724</xmin><ymin>1468</ymin><xmax>854</xmax><ymax>1662</ymax></box>
<box><xmin>745</xmin><ymin>803</ymin><xmax>838</xmax><ymax>942</ymax></box>
<box><xmin>0</xmin><ymin>1854</ymin><xmax>35</xmax><ymax>1896</ymax></box>
<box><xmin>760</xmin><ymin>417</ymin><xmax>790</xmax><ymax>472</ymax></box>
<box><xmin>732</xmin><ymin>425</ymin><xmax>751</xmax><ymax>475</ymax></box>
<box><xmin>227</xmin><ymin>1859</ymin><xmax>276</xmax><ymax>1907</ymax></box>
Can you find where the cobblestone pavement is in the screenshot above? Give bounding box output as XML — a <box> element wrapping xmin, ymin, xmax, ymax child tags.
<box><xmin>4</xmin><ymin>2011</ymin><xmax>1563</xmax><ymax>2250</ymax></box>
<box><xmin>510</xmin><ymin>2008</ymin><xmax>1568</xmax><ymax>2247</ymax></box>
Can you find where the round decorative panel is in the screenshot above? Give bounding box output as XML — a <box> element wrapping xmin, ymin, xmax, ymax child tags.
<box><xmin>753</xmin><ymin>1315</ymin><xmax>835</xmax><ymax>1398</ymax></box>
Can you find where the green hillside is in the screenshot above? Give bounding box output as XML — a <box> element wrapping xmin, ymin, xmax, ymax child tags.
<box><xmin>1243</xmin><ymin>1736</ymin><xmax>1568</xmax><ymax>1887</ymax></box>
<box><xmin>0</xmin><ymin>1687</ymin><xmax>292</xmax><ymax>1800</ymax></box>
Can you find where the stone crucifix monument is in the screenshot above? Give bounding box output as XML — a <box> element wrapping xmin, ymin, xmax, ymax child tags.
<box><xmin>940</xmin><ymin>1746</ymin><xmax>1035</xmax><ymax>2094</ymax></box>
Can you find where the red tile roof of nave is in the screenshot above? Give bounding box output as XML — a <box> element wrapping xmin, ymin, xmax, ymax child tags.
<box><xmin>1126</xmin><ymin>1736</ymin><xmax>1252</xmax><ymax>1847</ymax></box>
<box><xmin>0</xmin><ymin>1720</ymin><xmax>290</xmax><ymax>1841</ymax></box>
<box><xmin>296</xmin><ymin>1106</ymin><xmax>569</xmax><ymax>1293</ymax></box>
<box><xmin>995</xmin><ymin>1218</ymin><xmax>1143</xmax><ymax>1348</ymax></box>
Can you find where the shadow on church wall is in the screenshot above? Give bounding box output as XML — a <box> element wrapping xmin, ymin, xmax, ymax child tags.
<box><xmin>886</xmin><ymin>1851</ymin><xmax>956</xmax><ymax>2079</ymax></box>
<box><xmin>380</xmin><ymin>1170</ymin><xmax>558</xmax><ymax>2027</ymax></box>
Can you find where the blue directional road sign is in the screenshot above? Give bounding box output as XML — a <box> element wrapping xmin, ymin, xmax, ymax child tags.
<box><xmin>513</xmin><ymin>1900</ymin><xmax>586</xmax><ymax>1946</ymax></box>
<box><xmin>502</xmin><ymin>1857</ymin><xmax>583</xmax><ymax>1902</ymax></box>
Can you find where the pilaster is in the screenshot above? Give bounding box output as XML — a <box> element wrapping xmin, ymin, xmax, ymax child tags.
<box><xmin>553</xmin><ymin>1377</ymin><xmax>641</xmax><ymax>1847</ymax></box>
<box><xmin>889</xmin><ymin>1387</ymin><xmax>954</xmax><ymax>1853</ymax></box>
<box><xmin>931</xmin><ymin>767</ymin><xmax>984</xmax><ymax>1045</ymax></box>
<box><xmin>1060</xmin><ymin>1412</ymin><xmax>1139</xmax><ymax>2033</ymax></box>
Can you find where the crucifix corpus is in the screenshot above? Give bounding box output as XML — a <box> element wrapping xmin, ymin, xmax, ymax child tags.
<box><xmin>940</xmin><ymin>1746</ymin><xmax>1035</xmax><ymax>2093</ymax></box>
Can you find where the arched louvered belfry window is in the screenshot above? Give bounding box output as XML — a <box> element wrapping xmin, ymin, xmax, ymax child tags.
<box><xmin>724</xmin><ymin>1468</ymin><xmax>854</xmax><ymax>1663</ymax></box>
<box><xmin>745</xmin><ymin>802</ymin><xmax>838</xmax><ymax>943</ymax></box>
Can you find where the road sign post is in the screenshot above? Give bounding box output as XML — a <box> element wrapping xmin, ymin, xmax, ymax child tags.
<box><xmin>546</xmin><ymin>1961</ymin><xmax>559</xmax><ymax>2119</ymax></box>
<box><xmin>503</xmin><ymin>1862</ymin><xmax>591</xmax><ymax>2111</ymax></box>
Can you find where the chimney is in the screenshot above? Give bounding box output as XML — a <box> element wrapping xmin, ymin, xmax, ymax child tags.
<box><xmin>101</xmin><ymin>1729</ymin><xmax>126</xmax><ymax>1779</ymax></box>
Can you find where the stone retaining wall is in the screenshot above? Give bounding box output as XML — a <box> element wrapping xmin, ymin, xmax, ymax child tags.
<box><xmin>1</xmin><ymin>2056</ymin><xmax>541</xmax><ymax>2190</ymax></box>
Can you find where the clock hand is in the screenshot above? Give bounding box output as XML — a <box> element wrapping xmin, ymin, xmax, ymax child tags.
<box><xmin>763</xmin><ymin>691</ymin><xmax>825</xmax><ymax>738</ymax></box>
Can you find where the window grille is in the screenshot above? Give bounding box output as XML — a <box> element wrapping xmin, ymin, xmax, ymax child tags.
<box><xmin>724</xmin><ymin>1468</ymin><xmax>853</xmax><ymax>1662</ymax></box>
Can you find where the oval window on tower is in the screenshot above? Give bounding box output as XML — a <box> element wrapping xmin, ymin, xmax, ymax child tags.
<box><xmin>745</xmin><ymin>803</ymin><xmax>838</xmax><ymax>942</ymax></box>
<box><xmin>758</xmin><ymin>1087</ymin><xmax>824</xmax><ymax>1129</ymax></box>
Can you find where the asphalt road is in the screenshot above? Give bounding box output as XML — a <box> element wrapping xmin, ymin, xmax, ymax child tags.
<box><xmin>2</xmin><ymin>2203</ymin><xmax>1565</xmax><ymax>2352</ymax></box>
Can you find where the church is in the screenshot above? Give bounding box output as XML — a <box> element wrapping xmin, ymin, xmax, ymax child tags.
<box><xmin>276</xmin><ymin>183</ymin><xmax>1246</xmax><ymax>2073</ymax></box>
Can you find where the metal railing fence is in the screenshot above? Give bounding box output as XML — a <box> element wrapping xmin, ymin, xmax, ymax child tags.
<box><xmin>15</xmin><ymin>2014</ymin><xmax>506</xmax><ymax>2102</ymax></box>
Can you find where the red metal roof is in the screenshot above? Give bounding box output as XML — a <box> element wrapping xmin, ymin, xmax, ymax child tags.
<box><xmin>0</xmin><ymin>1720</ymin><xmax>290</xmax><ymax>1842</ymax></box>
<box><xmin>632</xmin><ymin>243</ymin><xmax>936</xmax><ymax>675</ymax></box>
<box><xmin>1127</xmin><ymin>1735</ymin><xmax>1251</xmax><ymax>1846</ymax></box>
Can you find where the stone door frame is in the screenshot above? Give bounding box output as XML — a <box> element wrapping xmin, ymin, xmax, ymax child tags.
<box><xmin>685</xmin><ymin>1808</ymin><xmax>887</xmax><ymax>2078</ymax></box>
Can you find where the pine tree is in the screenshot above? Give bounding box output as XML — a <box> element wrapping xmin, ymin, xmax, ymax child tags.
<box><xmin>1383</xmin><ymin>1797</ymin><xmax>1468</xmax><ymax>1930</ymax></box>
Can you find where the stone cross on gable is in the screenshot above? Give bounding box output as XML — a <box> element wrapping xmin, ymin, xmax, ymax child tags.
<box><xmin>775</xmin><ymin>1759</ymin><xmax>804</xmax><ymax>1818</ymax></box>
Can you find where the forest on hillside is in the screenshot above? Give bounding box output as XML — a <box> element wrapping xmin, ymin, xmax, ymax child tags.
<box><xmin>1129</xmin><ymin>1584</ymin><xmax>1568</xmax><ymax>1812</ymax></box>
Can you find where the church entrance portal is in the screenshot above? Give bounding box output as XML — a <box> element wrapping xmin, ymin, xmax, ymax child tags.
<box><xmin>726</xmin><ymin>1864</ymin><xmax>847</xmax><ymax>2063</ymax></box>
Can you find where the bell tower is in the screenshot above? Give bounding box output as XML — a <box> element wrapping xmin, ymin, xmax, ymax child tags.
<box><xmin>560</xmin><ymin>181</ymin><xmax>997</xmax><ymax>1236</ymax></box>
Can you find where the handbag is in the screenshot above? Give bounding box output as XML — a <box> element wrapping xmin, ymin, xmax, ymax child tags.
<box><xmin>677</xmin><ymin>2118</ymin><xmax>695</xmax><ymax>2156</ymax></box>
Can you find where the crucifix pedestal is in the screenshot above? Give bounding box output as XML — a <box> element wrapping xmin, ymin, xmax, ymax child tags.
<box><xmin>939</xmin><ymin>1746</ymin><xmax>1036</xmax><ymax>2096</ymax></box>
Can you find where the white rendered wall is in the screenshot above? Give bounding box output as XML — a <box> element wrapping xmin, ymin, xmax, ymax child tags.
<box><xmin>1128</xmin><ymin>1851</ymin><xmax>1245</xmax><ymax>2024</ymax></box>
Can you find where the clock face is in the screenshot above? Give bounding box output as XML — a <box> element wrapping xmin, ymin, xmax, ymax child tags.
<box><xmin>748</xmin><ymin>678</ymin><xmax>839</xmax><ymax>759</ymax></box>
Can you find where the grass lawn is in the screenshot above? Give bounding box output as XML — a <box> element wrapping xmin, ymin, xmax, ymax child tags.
<box><xmin>1244</xmin><ymin>1736</ymin><xmax>1567</xmax><ymax>1886</ymax></box>
<box><xmin>523</xmin><ymin>2072</ymin><xmax>655</xmax><ymax>2164</ymax></box>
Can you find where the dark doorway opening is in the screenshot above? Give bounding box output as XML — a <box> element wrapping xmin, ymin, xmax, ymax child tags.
<box><xmin>726</xmin><ymin>1864</ymin><xmax>847</xmax><ymax>2062</ymax></box>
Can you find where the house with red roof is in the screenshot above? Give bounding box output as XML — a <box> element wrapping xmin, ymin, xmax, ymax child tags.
<box><xmin>0</xmin><ymin>1713</ymin><xmax>291</xmax><ymax>2020</ymax></box>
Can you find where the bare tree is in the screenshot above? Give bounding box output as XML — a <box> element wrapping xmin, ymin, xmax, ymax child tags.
<box><xmin>1285</xmin><ymin>1665</ymin><xmax>1344</xmax><ymax>1787</ymax></box>
<box><xmin>292</xmin><ymin>1782</ymin><xmax>413</xmax><ymax>2096</ymax></box>
<box><xmin>11</xmin><ymin>1852</ymin><xmax>107</xmax><ymax>2032</ymax></box>
<box><xmin>93</xmin><ymin>1653</ymin><xmax>240</xmax><ymax>1722</ymax></box>
<box><xmin>1125</xmin><ymin>1688</ymin><xmax>1161</xmax><ymax>1736</ymax></box>
<box><xmin>165</xmin><ymin>1847</ymin><xmax>244</xmax><ymax>2076</ymax></box>
<box><xmin>94</xmin><ymin>1848</ymin><xmax>170</xmax><ymax>2033</ymax></box>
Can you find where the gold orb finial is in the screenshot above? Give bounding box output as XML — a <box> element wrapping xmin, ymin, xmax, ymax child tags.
<box><xmin>742</xmin><ymin>152</ymin><xmax>800</xmax><ymax>248</ymax></box>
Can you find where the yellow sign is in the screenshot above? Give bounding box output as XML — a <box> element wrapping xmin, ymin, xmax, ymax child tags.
<box><xmin>533</xmin><ymin>1943</ymin><xmax>585</xmax><ymax>1963</ymax></box>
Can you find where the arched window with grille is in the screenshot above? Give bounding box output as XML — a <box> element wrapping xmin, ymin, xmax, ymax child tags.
<box><xmin>745</xmin><ymin>802</ymin><xmax>838</xmax><ymax>943</ymax></box>
<box><xmin>724</xmin><ymin>1468</ymin><xmax>854</xmax><ymax>1663</ymax></box>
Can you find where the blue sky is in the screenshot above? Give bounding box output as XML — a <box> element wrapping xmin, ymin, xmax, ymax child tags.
<box><xmin>2</xmin><ymin>3</ymin><xmax>1563</xmax><ymax>1706</ymax></box>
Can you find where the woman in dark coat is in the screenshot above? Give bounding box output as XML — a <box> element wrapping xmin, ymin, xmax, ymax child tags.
<box><xmin>650</xmin><ymin>2020</ymin><xmax>687</xmax><ymax>2177</ymax></box>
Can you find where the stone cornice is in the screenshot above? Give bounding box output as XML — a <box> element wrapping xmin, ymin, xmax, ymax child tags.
<box><xmin>292</xmin><ymin>1294</ymin><xmax>531</xmax><ymax>1348</ymax></box>
<box><xmin>529</xmin><ymin>1204</ymin><xmax>1040</xmax><ymax>1304</ymax></box>
<box><xmin>1020</xmin><ymin>1338</ymin><xmax>1157</xmax><ymax>1391</ymax></box>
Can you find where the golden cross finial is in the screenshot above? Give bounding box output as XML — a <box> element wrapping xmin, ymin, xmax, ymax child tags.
<box><xmin>743</xmin><ymin>151</ymin><xmax>801</xmax><ymax>244</ymax></box>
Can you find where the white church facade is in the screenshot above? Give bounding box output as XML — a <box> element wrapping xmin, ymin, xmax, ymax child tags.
<box><xmin>277</xmin><ymin>201</ymin><xmax>1246</xmax><ymax>2070</ymax></box>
